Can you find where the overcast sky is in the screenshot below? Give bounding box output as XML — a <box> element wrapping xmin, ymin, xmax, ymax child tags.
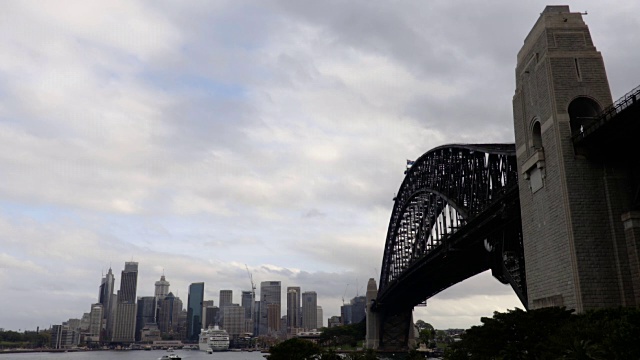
<box><xmin>1</xmin><ymin>1</ymin><xmax>639</xmax><ymax>332</ymax></box>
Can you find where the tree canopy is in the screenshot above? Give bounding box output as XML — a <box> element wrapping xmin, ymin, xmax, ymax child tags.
<box><xmin>445</xmin><ymin>306</ymin><xmax>640</xmax><ymax>360</ymax></box>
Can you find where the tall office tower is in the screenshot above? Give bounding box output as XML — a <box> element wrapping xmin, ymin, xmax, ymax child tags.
<box><xmin>266</xmin><ymin>303</ymin><xmax>281</xmax><ymax>334</ymax></box>
<box><xmin>223</xmin><ymin>306</ymin><xmax>245</xmax><ymax>341</ymax></box>
<box><xmin>135</xmin><ymin>296</ymin><xmax>156</xmax><ymax>341</ymax></box>
<box><xmin>158</xmin><ymin>292</ymin><xmax>182</xmax><ymax>335</ymax></box>
<box><xmin>301</xmin><ymin>291</ymin><xmax>317</xmax><ymax>331</ymax></box>
<box><xmin>316</xmin><ymin>306</ymin><xmax>323</xmax><ymax>329</ymax></box>
<box><xmin>202</xmin><ymin>300</ymin><xmax>214</xmax><ymax>327</ymax></box>
<box><xmin>154</xmin><ymin>275</ymin><xmax>170</xmax><ymax>324</ymax></box>
<box><xmin>259</xmin><ymin>281</ymin><xmax>281</xmax><ymax>335</ymax></box>
<box><xmin>279</xmin><ymin>316</ymin><xmax>287</xmax><ymax>337</ymax></box>
<box><xmin>187</xmin><ymin>282</ymin><xmax>204</xmax><ymax>341</ymax></box>
<box><xmin>98</xmin><ymin>267</ymin><xmax>115</xmax><ymax>340</ymax></box>
<box><xmin>253</xmin><ymin>300</ymin><xmax>261</xmax><ymax>336</ymax></box>
<box><xmin>241</xmin><ymin>291</ymin><xmax>252</xmax><ymax>319</ymax></box>
<box><xmin>112</xmin><ymin>262</ymin><xmax>139</xmax><ymax>343</ymax></box>
<box><xmin>88</xmin><ymin>303</ymin><xmax>103</xmax><ymax>341</ymax></box>
<box><xmin>350</xmin><ymin>296</ymin><xmax>366</xmax><ymax>324</ymax></box>
<box><xmin>341</xmin><ymin>303</ymin><xmax>353</xmax><ymax>325</ymax></box>
<box><xmin>219</xmin><ymin>290</ymin><xmax>233</xmax><ymax>308</ymax></box>
<box><xmin>286</xmin><ymin>287</ymin><xmax>300</xmax><ymax>334</ymax></box>
<box><xmin>80</xmin><ymin>313</ymin><xmax>91</xmax><ymax>332</ymax></box>
<box><xmin>204</xmin><ymin>306</ymin><xmax>219</xmax><ymax>328</ymax></box>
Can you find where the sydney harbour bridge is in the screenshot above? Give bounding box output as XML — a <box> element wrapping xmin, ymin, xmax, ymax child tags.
<box><xmin>366</xmin><ymin>6</ymin><xmax>640</xmax><ymax>350</ymax></box>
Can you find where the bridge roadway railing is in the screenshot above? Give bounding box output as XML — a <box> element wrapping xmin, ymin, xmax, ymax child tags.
<box><xmin>573</xmin><ymin>84</ymin><xmax>640</xmax><ymax>144</ymax></box>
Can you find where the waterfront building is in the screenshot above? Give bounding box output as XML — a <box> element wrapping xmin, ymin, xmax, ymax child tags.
<box><xmin>112</xmin><ymin>262</ymin><xmax>139</xmax><ymax>343</ymax></box>
<box><xmin>222</xmin><ymin>305</ymin><xmax>245</xmax><ymax>342</ymax></box>
<box><xmin>202</xmin><ymin>300</ymin><xmax>214</xmax><ymax>327</ymax></box>
<box><xmin>50</xmin><ymin>324</ymin><xmax>80</xmax><ymax>349</ymax></box>
<box><xmin>136</xmin><ymin>296</ymin><xmax>156</xmax><ymax>341</ymax></box>
<box><xmin>301</xmin><ymin>291</ymin><xmax>317</xmax><ymax>331</ymax></box>
<box><xmin>177</xmin><ymin>309</ymin><xmax>188</xmax><ymax>340</ymax></box>
<box><xmin>139</xmin><ymin>323</ymin><xmax>161</xmax><ymax>343</ymax></box>
<box><xmin>88</xmin><ymin>303</ymin><xmax>104</xmax><ymax>342</ymax></box>
<box><xmin>80</xmin><ymin>312</ymin><xmax>91</xmax><ymax>332</ymax></box>
<box><xmin>158</xmin><ymin>292</ymin><xmax>182</xmax><ymax>335</ymax></box>
<box><xmin>187</xmin><ymin>282</ymin><xmax>204</xmax><ymax>341</ymax></box>
<box><xmin>204</xmin><ymin>305</ymin><xmax>219</xmax><ymax>328</ymax></box>
<box><xmin>259</xmin><ymin>281</ymin><xmax>281</xmax><ymax>335</ymax></box>
<box><xmin>286</xmin><ymin>287</ymin><xmax>300</xmax><ymax>334</ymax></box>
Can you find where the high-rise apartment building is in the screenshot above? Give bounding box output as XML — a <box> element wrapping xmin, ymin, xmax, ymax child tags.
<box><xmin>112</xmin><ymin>262</ymin><xmax>138</xmax><ymax>343</ymax></box>
<box><xmin>187</xmin><ymin>282</ymin><xmax>204</xmax><ymax>341</ymax></box>
<box><xmin>259</xmin><ymin>281</ymin><xmax>281</xmax><ymax>335</ymax></box>
<box><xmin>286</xmin><ymin>287</ymin><xmax>300</xmax><ymax>334</ymax></box>
<box><xmin>301</xmin><ymin>291</ymin><xmax>317</xmax><ymax>331</ymax></box>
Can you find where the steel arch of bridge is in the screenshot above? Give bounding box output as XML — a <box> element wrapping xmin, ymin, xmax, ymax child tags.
<box><xmin>377</xmin><ymin>144</ymin><xmax>527</xmax><ymax>312</ymax></box>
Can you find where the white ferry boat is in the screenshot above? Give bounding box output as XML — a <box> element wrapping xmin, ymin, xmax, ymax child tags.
<box><xmin>198</xmin><ymin>325</ymin><xmax>230</xmax><ymax>352</ymax></box>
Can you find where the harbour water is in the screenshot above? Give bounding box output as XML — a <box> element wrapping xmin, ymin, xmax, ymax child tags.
<box><xmin>0</xmin><ymin>350</ymin><xmax>266</xmax><ymax>360</ymax></box>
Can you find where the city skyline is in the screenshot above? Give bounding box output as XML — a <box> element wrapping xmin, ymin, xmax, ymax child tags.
<box><xmin>3</xmin><ymin>1</ymin><xmax>640</xmax><ymax>333</ymax></box>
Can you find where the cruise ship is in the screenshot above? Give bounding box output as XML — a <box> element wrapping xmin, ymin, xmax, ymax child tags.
<box><xmin>198</xmin><ymin>325</ymin><xmax>230</xmax><ymax>352</ymax></box>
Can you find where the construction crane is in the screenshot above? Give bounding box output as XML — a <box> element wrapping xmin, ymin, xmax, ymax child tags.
<box><xmin>342</xmin><ymin>283</ymin><xmax>349</xmax><ymax>305</ymax></box>
<box><xmin>245</xmin><ymin>264</ymin><xmax>256</xmax><ymax>335</ymax></box>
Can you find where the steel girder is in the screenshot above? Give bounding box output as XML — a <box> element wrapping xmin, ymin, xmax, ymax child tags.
<box><xmin>377</xmin><ymin>144</ymin><xmax>526</xmax><ymax>312</ymax></box>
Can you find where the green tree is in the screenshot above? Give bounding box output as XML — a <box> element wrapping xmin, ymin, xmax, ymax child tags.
<box><xmin>266</xmin><ymin>338</ymin><xmax>323</xmax><ymax>360</ymax></box>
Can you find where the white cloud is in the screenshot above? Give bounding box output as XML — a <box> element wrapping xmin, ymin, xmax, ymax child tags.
<box><xmin>1</xmin><ymin>1</ymin><xmax>639</xmax><ymax>332</ymax></box>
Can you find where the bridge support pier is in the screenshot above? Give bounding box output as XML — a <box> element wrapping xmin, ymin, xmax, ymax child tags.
<box><xmin>366</xmin><ymin>277</ymin><xmax>415</xmax><ymax>351</ymax></box>
<box><xmin>379</xmin><ymin>310</ymin><xmax>415</xmax><ymax>351</ymax></box>
<box><xmin>622</xmin><ymin>211</ymin><xmax>640</xmax><ymax>306</ymax></box>
<box><xmin>365</xmin><ymin>278</ymin><xmax>380</xmax><ymax>349</ymax></box>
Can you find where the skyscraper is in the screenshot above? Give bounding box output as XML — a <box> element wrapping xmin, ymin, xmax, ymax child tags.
<box><xmin>154</xmin><ymin>275</ymin><xmax>170</xmax><ymax>298</ymax></box>
<box><xmin>241</xmin><ymin>291</ymin><xmax>253</xmax><ymax>320</ymax></box>
<box><xmin>112</xmin><ymin>262</ymin><xmax>138</xmax><ymax>343</ymax></box>
<box><xmin>187</xmin><ymin>282</ymin><xmax>204</xmax><ymax>341</ymax></box>
<box><xmin>98</xmin><ymin>267</ymin><xmax>115</xmax><ymax>341</ymax></box>
<box><xmin>266</xmin><ymin>303</ymin><xmax>281</xmax><ymax>334</ymax></box>
<box><xmin>136</xmin><ymin>297</ymin><xmax>156</xmax><ymax>342</ymax></box>
<box><xmin>158</xmin><ymin>292</ymin><xmax>182</xmax><ymax>335</ymax></box>
<box><xmin>350</xmin><ymin>296</ymin><xmax>366</xmax><ymax>324</ymax></box>
<box><xmin>223</xmin><ymin>306</ymin><xmax>246</xmax><ymax>341</ymax></box>
<box><xmin>88</xmin><ymin>303</ymin><xmax>103</xmax><ymax>342</ymax></box>
<box><xmin>286</xmin><ymin>287</ymin><xmax>300</xmax><ymax>334</ymax></box>
<box><xmin>301</xmin><ymin>291</ymin><xmax>317</xmax><ymax>331</ymax></box>
<box><xmin>316</xmin><ymin>306</ymin><xmax>323</xmax><ymax>329</ymax></box>
<box><xmin>219</xmin><ymin>290</ymin><xmax>233</xmax><ymax>308</ymax></box>
<box><xmin>259</xmin><ymin>281</ymin><xmax>281</xmax><ymax>335</ymax></box>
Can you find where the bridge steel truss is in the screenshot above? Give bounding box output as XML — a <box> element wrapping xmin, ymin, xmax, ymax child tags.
<box><xmin>376</xmin><ymin>144</ymin><xmax>527</xmax><ymax>320</ymax></box>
